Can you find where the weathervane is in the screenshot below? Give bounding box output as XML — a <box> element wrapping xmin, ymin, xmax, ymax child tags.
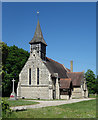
<box><xmin>37</xmin><ymin>10</ymin><xmax>39</xmax><ymax>20</ymax></box>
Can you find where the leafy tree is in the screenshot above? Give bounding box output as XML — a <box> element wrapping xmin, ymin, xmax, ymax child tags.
<box><xmin>95</xmin><ymin>75</ymin><xmax>98</xmax><ymax>94</ymax></box>
<box><xmin>2</xmin><ymin>43</ymin><xmax>30</xmax><ymax>97</ymax></box>
<box><xmin>85</xmin><ymin>69</ymin><xmax>96</xmax><ymax>94</ymax></box>
<box><xmin>1</xmin><ymin>42</ymin><xmax>9</xmax><ymax>81</ymax></box>
<box><xmin>0</xmin><ymin>42</ymin><xmax>9</xmax><ymax>97</ymax></box>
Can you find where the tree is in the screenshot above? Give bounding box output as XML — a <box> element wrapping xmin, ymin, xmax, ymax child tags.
<box><xmin>85</xmin><ymin>69</ymin><xmax>96</xmax><ymax>94</ymax></box>
<box><xmin>2</xmin><ymin>43</ymin><xmax>30</xmax><ymax>97</ymax></box>
<box><xmin>1</xmin><ymin>42</ymin><xmax>9</xmax><ymax>77</ymax></box>
<box><xmin>0</xmin><ymin>42</ymin><xmax>9</xmax><ymax>96</ymax></box>
<box><xmin>95</xmin><ymin>75</ymin><xmax>98</xmax><ymax>94</ymax></box>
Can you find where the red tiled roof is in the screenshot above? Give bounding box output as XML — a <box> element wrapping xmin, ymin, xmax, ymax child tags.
<box><xmin>67</xmin><ymin>72</ymin><xmax>84</xmax><ymax>86</ymax></box>
<box><xmin>60</xmin><ymin>78</ymin><xmax>72</xmax><ymax>89</ymax></box>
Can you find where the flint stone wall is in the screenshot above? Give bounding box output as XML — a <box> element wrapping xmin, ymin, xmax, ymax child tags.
<box><xmin>21</xmin><ymin>86</ymin><xmax>49</xmax><ymax>99</ymax></box>
<box><xmin>17</xmin><ymin>50</ymin><xmax>52</xmax><ymax>99</ymax></box>
<box><xmin>72</xmin><ymin>87</ymin><xmax>83</xmax><ymax>99</ymax></box>
<box><xmin>60</xmin><ymin>95</ymin><xmax>69</xmax><ymax>100</ymax></box>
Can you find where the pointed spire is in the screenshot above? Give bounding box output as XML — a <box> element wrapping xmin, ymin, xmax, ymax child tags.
<box><xmin>29</xmin><ymin>20</ymin><xmax>47</xmax><ymax>46</ymax></box>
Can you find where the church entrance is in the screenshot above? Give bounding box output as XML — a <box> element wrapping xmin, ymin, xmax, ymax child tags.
<box><xmin>84</xmin><ymin>90</ymin><xmax>86</xmax><ymax>98</ymax></box>
<box><xmin>52</xmin><ymin>78</ymin><xmax>56</xmax><ymax>99</ymax></box>
<box><xmin>68</xmin><ymin>89</ymin><xmax>72</xmax><ymax>99</ymax></box>
<box><xmin>53</xmin><ymin>90</ymin><xmax>56</xmax><ymax>99</ymax></box>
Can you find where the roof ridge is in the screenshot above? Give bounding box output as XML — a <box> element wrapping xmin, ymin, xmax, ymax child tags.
<box><xmin>46</xmin><ymin>57</ymin><xmax>63</xmax><ymax>66</ymax></box>
<box><xmin>60</xmin><ymin>78</ymin><xmax>71</xmax><ymax>80</ymax></box>
<box><xmin>62</xmin><ymin>64</ymin><xmax>71</xmax><ymax>72</ymax></box>
<box><xmin>66</xmin><ymin>68</ymin><xmax>71</xmax><ymax>72</ymax></box>
<box><xmin>67</xmin><ymin>72</ymin><xmax>83</xmax><ymax>74</ymax></box>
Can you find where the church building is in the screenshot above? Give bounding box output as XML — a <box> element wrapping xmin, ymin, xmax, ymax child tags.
<box><xmin>17</xmin><ymin>19</ymin><xmax>88</xmax><ymax>99</ymax></box>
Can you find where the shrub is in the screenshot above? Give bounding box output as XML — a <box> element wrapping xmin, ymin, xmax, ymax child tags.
<box><xmin>1</xmin><ymin>98</ymin><xmax>12</xmax><ymax>118</ymax></box>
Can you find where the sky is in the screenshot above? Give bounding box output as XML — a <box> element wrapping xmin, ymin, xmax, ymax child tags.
<box><xmin>2</xmin><ymin>2</ymin><xmax>96</xmax><ymax>74</ymax></box>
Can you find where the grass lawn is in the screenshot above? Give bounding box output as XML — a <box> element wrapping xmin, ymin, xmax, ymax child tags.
<box><xmin>8</xmin><ymin>99</ymin><xmax>96</xmax><ymax>118</ymax></box>
<box><xmin>3</xmin><ymin>97</ymin><xmax>39</xmax><ymax>107</ymax></box>
<box><xmin>89</xmin><ymin>94</ymin><xmax>96</xmax><ymax>98</ymax></box>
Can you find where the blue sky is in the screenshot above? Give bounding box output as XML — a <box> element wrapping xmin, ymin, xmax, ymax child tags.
<box><xmin>2</xmin><ymin>2</ymin><xmax>96</xmax><ymax>74</ymax></box>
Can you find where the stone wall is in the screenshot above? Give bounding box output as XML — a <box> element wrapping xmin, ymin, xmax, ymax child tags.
<box><xmin>72</xmin><ymin>87</ymin><xmax>83</xmax><ymax>99</ymax></box>
<box><xmin>60</xmin><ymin>95</ymin><xmax>69</xmax><ymax>100</ymax></box>
<box><xmin>72</xmin><ymin>76</ymin><xmax>88</xmax><ymax>99</ymax></box>
<box><xmin>20</xmin><ymin>50</ymin><xmax>50</xmax><ymax>85</ymax></box>
<box><xmin>21</xmin><ymin>86</ymin><xmax>49</xmax><ymax>99</ymax></box>
<box><xmin>17</xmin><ymin>50</ymin><xmax>52</xmax><ymax>99</ymax></box>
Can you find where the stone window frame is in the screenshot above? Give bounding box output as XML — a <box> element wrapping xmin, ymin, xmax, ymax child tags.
<box><xmin>29</xmin><ymin>68</ymin><xmax>31</xmax><ymax>85</ymax></box>
<box><xmin>37</xmin><ymin>68</ymin><xmax>39</xmax><ymax>85</ymax></box>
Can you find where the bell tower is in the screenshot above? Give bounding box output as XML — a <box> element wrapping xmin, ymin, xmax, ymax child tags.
<box><xmin>29</xmin><ymin>20</ymin><xmax>47</xmax><ymax>61</ymax></box>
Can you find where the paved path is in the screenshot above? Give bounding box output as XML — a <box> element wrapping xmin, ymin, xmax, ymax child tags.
<box><xmin>10</xmin><ymin>98</ymin><xmax>95</xmax><ymax>111</ymax></box>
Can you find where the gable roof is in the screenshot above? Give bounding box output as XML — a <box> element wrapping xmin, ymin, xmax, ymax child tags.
<box><xmin>44</xmin><ymin>57</ymin><xmax>68</xmax><ymax>78</ymax></box>
<box><xmin>66</xmin><ymin>68</ymin><xmax>71</xmax><ymax>72</ymax></box>
<box><xmin>60</xmin><ymin>78</ymin><xmax>72</xmax><ymax>89</ymax></box>
<box><xmin>62</xmin><ymin>64</ymin><xmax>71</xmax><ymax>72</ymax></box>
<box><xmin>29</xmin><ymin>20</ymin><xmax>47</xmax><ymax>46</ymax></box>
<box><xmin>67</xmin><ymin>72</ymin><xmax>84</xmax><ymax>86</ymax></box>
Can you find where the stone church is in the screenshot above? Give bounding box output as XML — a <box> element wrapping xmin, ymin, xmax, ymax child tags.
<box><xmin>17</xmin><ymin>19</ymin><xmax>88</xmax><ymax>99</ymax></box>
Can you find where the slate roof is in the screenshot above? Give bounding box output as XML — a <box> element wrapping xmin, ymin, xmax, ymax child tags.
<box><xmin>60</xmin><ymin>78</ymin><xmax>72</xmax><ymax>89</ymax></box>
<box><xmin>44</xmin><ymin>57</ymin><xmax>68</xmax><ymax>78</ymax></box>
<box><xmin>67</xmin><ymin>72</ymin><xmax>84</xmax><ymax>86</ymax></box>
<box><xmin>29</xmin><ymin>20</ymin><xmax>47</xmax><ymax>46</ymax></box>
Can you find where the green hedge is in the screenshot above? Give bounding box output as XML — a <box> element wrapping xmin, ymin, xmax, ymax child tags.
<box><xmin>1</xmin><ymin>98</ymin><xmax>12</xmax><ymax>118</ymax></box>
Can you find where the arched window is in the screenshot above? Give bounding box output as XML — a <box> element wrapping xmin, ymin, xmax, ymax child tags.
<box><xmin>29</xmin><ymin>68</ymin><xmax>31</xmax><ymax>85</ymax></box>
<box><xmin>37</xmin><ymin>68</ymin><xmax>39</xmax><ymax>85</ymax></box>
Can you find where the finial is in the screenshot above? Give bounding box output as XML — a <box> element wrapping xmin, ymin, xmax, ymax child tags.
<box><xmin>37</xmin><ymin>10</ymin><xmax>39</xmax><ymax>14</ymax></box>
<box><xmin>37</xmin><ymin>10</ymin><xmax>39</xmax><ymax>20</ymax></box>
